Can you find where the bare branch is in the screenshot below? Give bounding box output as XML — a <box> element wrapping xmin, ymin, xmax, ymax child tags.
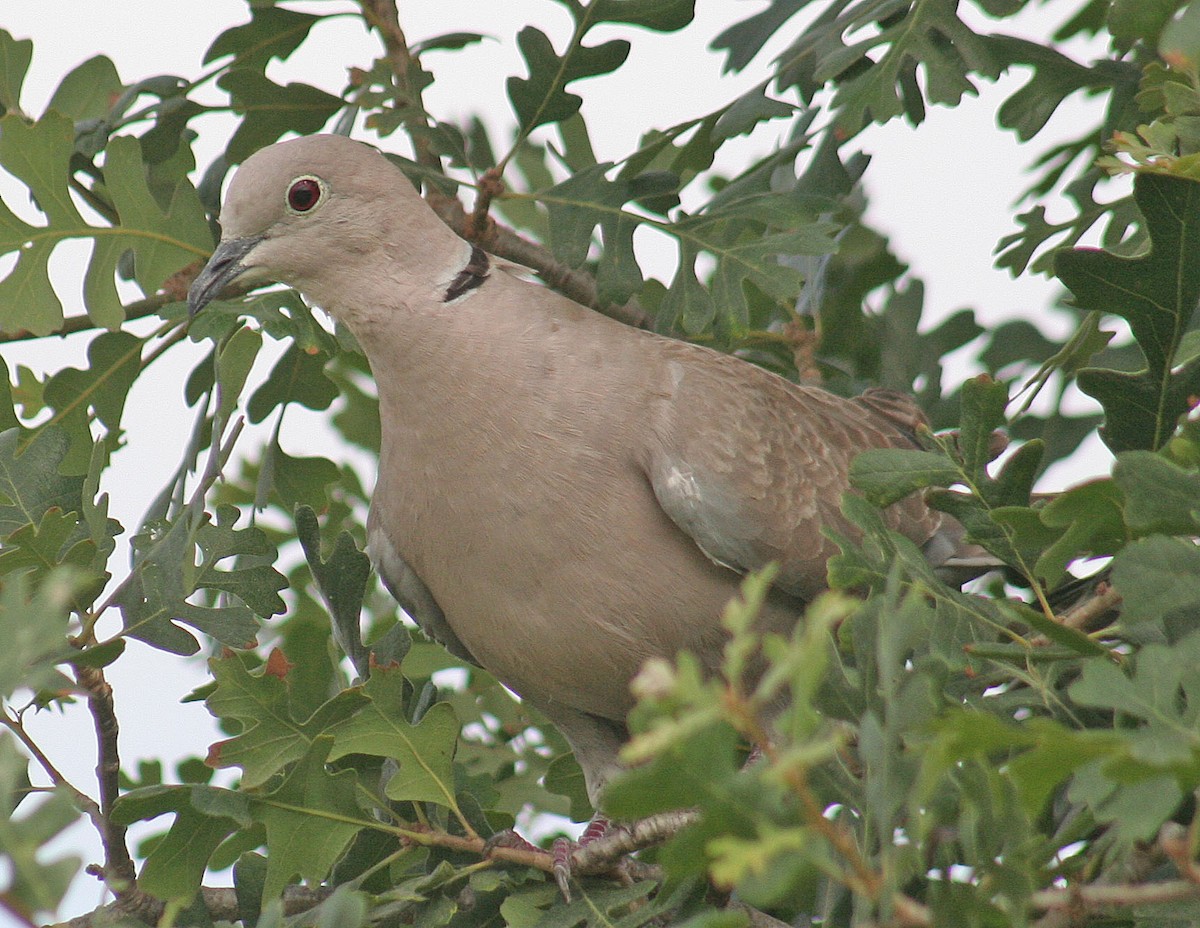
<box><xmin>428</xmin><ymin>196</ymin><xmax>651</xmax><ymax>329</ymax></box>
<box><xmin>49</xmin><ymin>884</ymin><xmax>332</xmax><ymax>928</ymax></box>
<box><xmin>1030</xmin><ymin>878</ymin><xmax>1200</xmax><ymax>913</ymax></box>
<box><xmin>357</xmin><ymin>0</ymin><xmax>445</xmax><ymax>186</ymax></box>
<box><xmin>0</xmin><ymin>293</ymin><xmax>177</xmax><ymax>345</ymax></box>
<box><xmin>0</xmin><ymin>710</ymin><xmax>104</xmax><ymax>836</ymax></box>
<box><xmin>570</xmin><ymin>810</ymin><xmax>699</xmax><ymax>874</ymax></box>
<box><xmin>1059</xmin><ymin>582</ymin><xmax>1122</xmax><ymax>631</ymax></box>
<box><xmin>74</xmin><ymin>665</ymin><xmax>136</xmax><ymax>894</ymax></box>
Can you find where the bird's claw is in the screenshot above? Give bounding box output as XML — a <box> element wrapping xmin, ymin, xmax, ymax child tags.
<box><xmin>482</xmin><ymin>817</ymin><xmax>617</xmax><ymax>902</ymax></box>
<box><xmin>482</xmin><ymin>828</ymin><xmax>541</xmax><ymax>857</ymax></box>
<box><xmin>552</xmin><ymin>837</ymin><xmax>576</xmax><ymax>901</ymax></box>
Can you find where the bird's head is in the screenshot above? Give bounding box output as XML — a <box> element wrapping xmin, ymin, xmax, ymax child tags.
<box><xmin>188</xmin><ymin>134</ymin><xmax>464</xmax><ymax>320</ymax></box>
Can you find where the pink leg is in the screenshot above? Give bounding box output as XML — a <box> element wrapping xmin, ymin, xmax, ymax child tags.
<box><xmin>551</xmin><ymin>815</ymin><xmax>612</xmax><ymax>900</ymax></box>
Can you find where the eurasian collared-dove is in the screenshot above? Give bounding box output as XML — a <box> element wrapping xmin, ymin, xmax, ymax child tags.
<box><xmin>188</xmin><ymin>133</ymin><xmax>960</xmax><ymax>821</ymax></box>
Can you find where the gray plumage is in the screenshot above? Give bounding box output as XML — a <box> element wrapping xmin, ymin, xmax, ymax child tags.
<box><xmin>188</xmin><ymin>135</ymin><xmax>957</xmax><ymax>806</ymax></box>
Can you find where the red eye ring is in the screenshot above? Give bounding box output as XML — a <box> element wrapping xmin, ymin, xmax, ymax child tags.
<box><xmin>287</xmin><ymin>177</ymin><xmax>323</xmax><ymax>213</ymax></box>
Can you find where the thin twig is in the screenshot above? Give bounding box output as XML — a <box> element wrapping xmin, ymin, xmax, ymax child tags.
<box><xmin>427</xmin><ymin>196</ymin><xmax>651</xmax><ymax>329</ymax></box>
<box><xmin>0</xmin><ymin>894</ymin><xmax>39</xmax><ymax>928</ymax></box>
<box><xmin>0</xmin><ymin>710</ymin><xmax>103</xmax><ymax>832</ymax></box>
<box><xmin>1030</xmin><ymin>878</ymin><xmax>1200</xmax><ymax>912</ymax></box>
<box><xmin>723</xmin><ymin>691</ymin><xmax>931</xmax><ymax>926</ymax></box>
<box><xmin>1058</xmin><ymin>584</ymin><xmax>1122</xmax><ymax>631</ymax></box>
<box><xmin>0</xmin><ymin>292</ymin><xmax>180</xmax><ymax>345</ymax></box>
<box><xmin>358</xmin><ymin>0</ymin><xmax>445</xmax><ymax>188</ymax></box>
<box><xmin>468</xmin><ymin>168</ymin><xmax>505</xmax><ymax>240</ymax></box>
<box><xmin>49</xmin><ymin>884</ymin><xmax>332</xmax><ymax>928</ymax></box>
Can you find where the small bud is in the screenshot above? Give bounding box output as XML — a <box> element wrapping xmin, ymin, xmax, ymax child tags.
<box><xmin>631</xmin><ymin>659</ymin><xmax>677</xmax><ymax>701</ymax></box>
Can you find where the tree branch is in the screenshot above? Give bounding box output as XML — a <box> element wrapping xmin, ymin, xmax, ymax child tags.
<box><xmin>1058</xmin><ymin>582</ymin><xmax>1122</xmax><ymax>631</ymax></box>
<box><xmin>73</xmin><ymin>665</ymin><xmax>137</xmax><ymax>896</ymax></box>
<box><xmin>0</xmin><ymin>710</ymin><xmax>103</xmax><ymax>834</ymax></box>
<box><xmin>49</xmin><ymin>884</ymin><xmax>331</xmax><ymax>928</ymax></box>
<box><xmin>570</xmin><ymin>810</ymin><xmax>699</xmax><ymax>875</ymax></box>
<box><xmin>358</xmin><ymin>0</ymin><xmax>445</xmax><ymax>187</ymax></box>
<box><xmin>1030</xmin><ymin>878</ymin><xmax>1200</xmax><ymax>914</ymax></box>
<box><xmin>428</xmin><ymin>195</ymin><xmax>651</xmax><ymax>329</ymax></box>
<box><xmin>0</xmin><ymin>292</ymin><xmax>178</xmax><ymax>345</ymax></box>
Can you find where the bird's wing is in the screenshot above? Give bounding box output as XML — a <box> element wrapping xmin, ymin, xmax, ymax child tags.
<box><xmin>368</xmin><ymin>516</ymin><xmax>481</xmax><ymax>666</ymax></box>
<box><xmin>644</xmin><ymin>344</ymin><xmax>944</xmax><ymax>598</ymax></box>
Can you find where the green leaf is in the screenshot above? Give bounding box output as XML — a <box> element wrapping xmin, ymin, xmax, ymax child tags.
<box><xmin>711</xmin><ymin>1</ymin><xmax>807</xmax><ymax>73</ymax></box>
<box><xmin>660</xmin><ymin>242</ymin><xmax>715</xmax><ymax>333</ymax></box>
<box><xmin>1070</xmin><ymin>630</ymin><xmax>1200</xmax><ymax>767</ymax></box>
<box><xmin>711</xmin><ymin>86</ymin><xmax>794</xmax><ymax>140</ymax></box>
<box><xmin>100</xmin><ymin>134</ymin><xmax>213</xmax><ymax>299</ymax></box>
<box><xmin>295</xmin><ymin>506</ymin><xmax>371</xmax><ymax>672</ymax></box>
<box><xmin>0</xmin><ymin>508</ymin><xmax>107</xmax><ymax>606</ymax></box>
<box><xmin>194</xmin><ymin>507</ymin><xmax>288</xmax><ymax>617</ymax></box>
<box><xmin>1059</xmin><ymin>173</ymin><xmax>1200</xmax><ymax>451</ymax></box>
<box><xmin>810</xmin><ymin>1</ymin><xmax>1003</xmax><ymax>132</ymax></box>
<box><xmin>1111</xmin><ymin>535</ymin><xmax>1200</xmax><ymax>624</ymax></box>
<box><xmin>45</xmin><ymin>332</ymin><xmax>142</xmax><ymax>431</ymax></box>
<box><xmin>543</xmin><ymin>753</ymin><xmax>591</xmax><ymax>822</ymax></box>
<box><xmin>0</xmin><ymin>568</ymin><xmax>76</xmax><ymax>700</ymax></box>
<box><xmin>115</xmin><ymin>504</ymin><xmax>286</xmax><ymax>655</ymax></box>
<box><xmin>0</xmin><ymin>356</ymin><xmax>17</xmax><ymax>434</ymax></box>
<box><xmin>590</xmin><ymin>0</ymin><xmax>695</xmax><ymax>31</ymax></box>
<box><xmin>671</xmin><ymin>193</ymin><xmax>835</xmax><ymax>331</ymax></box>
<box><xmin>256</xmin><ymin>737</ymin><xmax>366</xmax><ymax>900</ymax></box>
<box><xmin>1033</xmin><ymin>479</ymin><xmax>1128</xmax><ymax>587</ymax></box>
<box><xmin>246</xmin><ymin>344</ymin><xmax>337</xmax><ymax>424</ymax></box>
<box><xmin>0</xmin><ymin>30</ymin><xmax>32</xmax><ymax>115</ymax></box>
<box><xmin>112</xmin><ymin>785</ymin><xmax>247</xmax><ymax>905</ymax></box>
<box><xmin>205</xmin><ymin>649</ymin><xmax>369</xmax><ymax>788</ymax></box>
<box><xmin>918</xmin><ymin>712</ymin><xmax>1120</xmax><ymax>820</ymax></box>
<box><xmin>1109</xmin><ymin>0</ymin><xmax>1183</xmax><ymax>46</ymax></box>
<box><xmin>507</xmin><ymin>27</ymin><xmax>630</xmax><ymax>135</ymax></box>
<box><xmin>410</xmin><ymin>32</ymin><xmax>489</xmax><ymax>55</ymax></box>
<box><xmin>220</xmin><ymin>69</ymin><xmax>343</xmax><ymax>163</ymax></box>
<box><xmin>0</xmin><ymin>426</ymin><xmax>85</xmax><ymax>538</ymax></box>
<box><xmin>956</xmin><ymin>375</ymin><xmax>1010</xmax><ymax>481</ymax></box>
<box><xmin>540</xmin><ymin>162</ymin><xmax>630</xmax><ymax>267</ymax></box>
<box><xmin>595</xmin><ymin>210</ymin><xmax>642</xmax><ymax>306</ymax></box>
<box><xmin>0</xmin><ymin>736</ymin><xmax>80</xmax><ymax>918</ymax></box>
<box><xmin>850</xmin><ymin>449</ymin><xmax>959</xmax><ymax>507</ymax></box>
<box><xmin>993</xmin><ymin>37</ymin><xmax>1107</xmax><ymax>141</ymax></box>
<box><xmin>205</xmin><ymin>7</ymin><xmax>322</xmax><ymax>70</ymax></box>
<box><xmin>46</xmin><ymin>55</ymin><xmax>122</xmax><ymax>121</ymax></box>
<box><xmin>268</xmin><ymin>446</ymin><xmax>340</xmax><ymax>512</ymax></box>
<box><xmin>327</xmin><ymin>663</ymin><xmax>459</xmax><ymax>809</ymax></box>
<box><xmin>216</xmin><ymin>325</ymin><xmax>262</xmax><ymax>423</ymax></box>
<box><xmin>42</xmin><ymin>331</ymin><xmax>143</xmax><ymax>469</ymax></box>
<box><xmin>0</xmin><ymin>115</ymin><xmax>211</xmax><ymax>333</ymax></box>
<box><xmin>1113</xmin><ymin>450</ymin><xmax>1200</xmax><ymax>536</ymax></box>
<box><xmin>829</xmin><ymin>493</ymin><xmax>1010</xmax><ymax>646</ymax></box>
<box><xmin>607</xmin><ymin>721</ymin><xmax>739</xmax><ymax>819</ymax></box>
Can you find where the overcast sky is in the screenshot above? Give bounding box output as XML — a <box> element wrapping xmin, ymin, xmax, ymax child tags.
<box><xmin>2</xmin><ymin>2</ymin><xmax>1111</xmax><ymax>921</ymax></box>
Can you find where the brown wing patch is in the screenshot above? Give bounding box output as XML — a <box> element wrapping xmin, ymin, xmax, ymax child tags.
<box><xmin>646</xmin><ymin>342</ymin><xmax>946</xmax><ymax>597</ymax></box>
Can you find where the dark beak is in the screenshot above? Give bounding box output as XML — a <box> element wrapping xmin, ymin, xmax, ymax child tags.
<box><xmin>187</xmin><ymin>235</ymin><xmax>264</xmax><ymax>317</ymax></box>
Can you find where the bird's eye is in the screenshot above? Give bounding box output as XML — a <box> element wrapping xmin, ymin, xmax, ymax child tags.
<box><xmin>286</xmin><ymin>176</ymin><xmax>324</xmax><ymax>213</ymax></box>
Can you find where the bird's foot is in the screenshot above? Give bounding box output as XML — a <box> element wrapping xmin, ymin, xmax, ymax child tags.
<box><xmin>552</xmin><ymin>815</ymin><xmax>621</xmax><ymax>901</ymax></box>
<box><xmin>484</xmin><ymin>816</ymin><xmax>630</xmax><ymax>901</ymax></box>
<box><xmin>481</xmin><ymin>827</ymin><xmax>542</xmax><ymax>857</ymax></box>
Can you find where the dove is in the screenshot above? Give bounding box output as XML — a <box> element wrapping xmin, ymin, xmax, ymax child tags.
<box><xmin>188</xmin><ymin>133</ymin><xmax>962</xmax><ymax>884</ymax></box>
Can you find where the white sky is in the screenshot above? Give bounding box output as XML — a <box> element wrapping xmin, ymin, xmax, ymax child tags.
<box><xmin>1</xmin><ymin>2</ymin><xmax>1112</xmax><ymax>922</ymax></box>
